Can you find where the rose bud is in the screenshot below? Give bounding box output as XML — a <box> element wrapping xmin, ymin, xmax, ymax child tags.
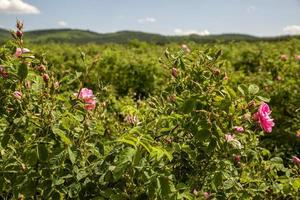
<box><xmin>25</xmin><ymin>80</ymin><xmax>31</xmax><ymax>89</ymax></box>
<box><xmin>172</xmin><ymin>67</ymin><xmax>178</xmax><ymax>78</ymax></box>
<box><xmin>13</xmin><ymin>91</ymin><xmax>22</xmax><ymax>100</ymax></box>
<box><xmin>42</xmin><ymin>74</ymin><xmax>49</xmax><ymax>82</ymax></box>
<box><xmin>234</xmin><ymin>155</ymin><xmax>241</xmax><ymax>163</ymax></box>
<box><xmin>16</xmin><ymin>30</ymin><xmax>23</xmax><ymax>38</ymax></box>
<box><xmin>37</xmin><ymin>64</ymin><xmax>46</xmax><ymax>72</ymax></box>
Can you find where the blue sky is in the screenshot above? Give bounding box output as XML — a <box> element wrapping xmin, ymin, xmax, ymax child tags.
<box><xmin>0</xmin><ymin>0</ymin><xmax>300</xmax><ymax>36</ymax></box>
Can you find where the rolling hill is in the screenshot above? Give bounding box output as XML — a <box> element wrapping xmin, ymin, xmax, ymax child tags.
<box><xmin>0</xmin><ymin>28</ymin><xmax>299</xmax><ymax>44</ymax></box>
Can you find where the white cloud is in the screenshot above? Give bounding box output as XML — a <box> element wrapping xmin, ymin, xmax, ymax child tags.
<box><xmin>0</xmin><ymin>0</ymin><xmax>40</xmax><ymax>14</ymax></box>
<box><xmin>174</xmin><ymin>28</ymin><xmax>210</xmax><ymax>36</ymax></box>
<box><xmin>247</xmin><ymin>6</ymin><xmax>256</xmax><ymax>13</ymax></box>
<box><xmin>57</xmin><ymin>20</ymin><xmax>68</xmax><ymax>27</ymax></box>
<box><xmin>283</xmin><ymin>25</ymin><xmax>300</xmax><ymax>35</ymax></box>
<box><xmin>138</xmin><ymin>17</ymin><xmax>156</xmax><ymax>24</ymax></box>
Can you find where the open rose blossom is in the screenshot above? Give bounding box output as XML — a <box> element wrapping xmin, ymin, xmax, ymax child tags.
<box><xmin>253</xmin><ymin>102</ymin><xmax>275</xmax><ymax>133</ymax></box>
<box><xmin>75</xmin><ymin>88</ymin><xmax>96</xmax><ymax>111</ymax></box>
<box><xmin>292</xmin><ymin>156</ymin><xmax>300</xmax><ymax>165</ymax></box>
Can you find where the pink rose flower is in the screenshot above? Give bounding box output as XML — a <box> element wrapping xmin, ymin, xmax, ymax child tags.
<box><xmin>296</xmin><ymin>55</ymin><xmax>300</xmax><ymax>61</ymax></box>
<box><xmin>253</xmin><ymin>102</ymin><xmax>275</xmax><ymax>133</ymax></box>
<box><xmin>234</xmin><ymin>126</ymin><xmax>244</xmax><ymax>133</ymax></box>
<box><xmin>13</xmin><ymin>91</ymin><xmax>22</xmax><ymax>100</ymax></box>
<box><xmin>75</xmin><ymin>88</ymin><xmax>96</xmax><ymax>111</ymax></box>
<box><xmin>292</xmin><ymin>156</ymin><xmax>300</xmax><ymax>165</ymax></box>
<box><xmin>84</xmin><ymin>98</ymin><xmax>96</xmax><ymax>110</ymax></box>
<box><xmin>15</xmin><ymin>48</ymin><xmax>22</xmax><ymax>58</ymax></box>
<box><xmin>15</xmin><ymin>48</ymin><xmax>30</xmax><ymax>58</ymax></box>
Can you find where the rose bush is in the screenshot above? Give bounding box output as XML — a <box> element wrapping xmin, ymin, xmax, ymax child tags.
<box><xmin>0</xmin><ymin>22</ymin><xmax>299</xmax><ymax>199</ymax></box>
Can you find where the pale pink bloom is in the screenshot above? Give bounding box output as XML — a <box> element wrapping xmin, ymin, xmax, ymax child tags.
<box><xmin>296</xmin><ymin>55</ymin><xmax>300</xmax><ymax>61</ymax></box>
<box><xmin>77</xmin><ymin>88</ymin><xmax>94</xmax><ymax>99</ymax></box>
<box><xmin>225</xmin><ymin>134</ymin><xmax>235</xmax><ymax>142</ymax></box>
<box><xmin>203</xmin><ymin>192</ymin><xmax>210</xmax><ymax>199</ymax></box>
<box><xmin>15</xmin><ymin>48</ymin><xmax>30</xmax><ymax>58</ymax></box>
<box><xmin>75</xmin><ymin>88</ymin><xmax>96</xmax><ymax>111</ymax></box>
<box><xmin>292</xmin><ymin>156</ymin><xmax>300</xmax><ymax>165</ymax></box>
<box><xmin>13</xmin><ymin>91</ymin><xmax>22</xmax><ymax>100</ymax></box>
<box><xmin>253</xmin><ymin>103</ymin><xmax>275</xmax><ymax>133</ymax></box>
<box><xmin>181</xmin><ymin>44</ymin><xmax>191</xmax><ymax>53</ymax></box>
<box><xmin>280</xmin><ymin>54</ymin><xmax>288</xmax><ymax>61</ymax></box>
<box><xmin>15</xmin><ymin>48</ymin><xmax>22</xmax><ymax>58</ymax></box>
<box><xmin>234</xmin><ymin>126</ymin><xmax>244</xmax><ymax>133</ymax></box>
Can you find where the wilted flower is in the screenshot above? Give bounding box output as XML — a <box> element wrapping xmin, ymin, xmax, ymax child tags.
<box><xmin>13</xmin><ymin>91</ymin><xmax>22</xmax><ymax>100</ymax></box>
<box><xmin>292</xmin><ymin>156</ymin><xmax>300</xmax><ymax>165</ymax></box>
<box><xmin>181</xmin><ymin>44</ymin><xmax>191</xmax><ymax>53</ymax></box>
<box><xmin>75</xmin><ymin>88</ymin><xmax>96</xmax><ymax>111</ymax></box>
<box><xmin>124</xmin><ymin>114</ymin><xmax>139</xmax><ymax>125</ymax></box>
<box><xmin>225</xmin><ymin>134</ymin><xmax>242</xmax><ymax>149</ymax></box>
<box><xmin>280</xmin><ymin>54</ymin><xmax>288</xmax><ymax>61</ymax></box>
<box><xmin>253</xmin><ymin>102</ymin><xmax>275</xmax><ymax>133</ymax></box>
<box><xmin>234</xmin><ymin>126</ymin><xmax>244</xmax><ymax>133</ymax></box>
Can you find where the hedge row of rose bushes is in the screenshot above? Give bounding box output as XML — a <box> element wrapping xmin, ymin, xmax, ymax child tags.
<box><xmin>0</xmin><ymin>22</ymin><xmax>300</xmax><ymax>199</ymax></box>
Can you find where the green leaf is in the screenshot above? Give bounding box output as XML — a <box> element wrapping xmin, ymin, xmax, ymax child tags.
<box><xmin>52</xmin><ymin>127</ymin><xmax>72</xmax><ymax>145</ymax></box>
<box><xmin>18</xmin><ymin>63</ymin><xmax>28</xmax><ymax>81</ymax></box>
<box><xmin>257</xmin><ymin>96</ymin><xmax>270</xmax><ymax>102</ymax></box>
<box><xmin>182</xmin><ymin>97</ymin><xmax>196</xmax><ymax>113</ymax></box>
<box><xmin>68</xmin><ymin>147</ymin><xmax>76</xmax><ymax>164</ymax></box>
<box><xmin>1</xmin><ymin>132</ymin><xmax>10</xmax><ymax>147</ymax></box>
<box><xmin>37</xmin><ymin>143</ymin><xmax>48</xmax><ymax>161</ymax></box>
<box><xmin>26</xmin><ymin>149</ymin><xmax>38</xmax><ymax>166</ymax></box>
<box><xmin>248</xmin><ymin>84</ymin><xmax>259</xmax><ymax>95</ymax></box>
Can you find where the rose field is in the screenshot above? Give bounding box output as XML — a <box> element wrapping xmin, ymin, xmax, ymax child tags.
<box><xmin>0</xmin><ymin>21</ymin><xmax>300</xmax><ymax>199</ymax></box>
